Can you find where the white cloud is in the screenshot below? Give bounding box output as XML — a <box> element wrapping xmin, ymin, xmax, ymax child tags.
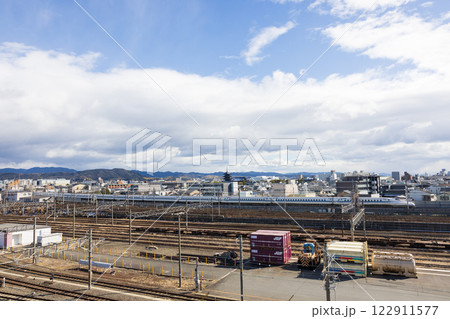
<box><xmin>309</xmin><ymin>0</ymin><xmax>414</xmax><ymax>17</ymax></box>
<box><xmin>242</xmin><ymin>21</ymin><xmax>296</xmax><ymax>66</ymax></box>
<box><xmin>322</xmin><ymin>10</ymin><xmax>450</xmax><ymax>74</ymax></box>
<box><xmin>1</xmin><ymin>36</ymin><xmax>450</xmax><ymax>174</ymax></box>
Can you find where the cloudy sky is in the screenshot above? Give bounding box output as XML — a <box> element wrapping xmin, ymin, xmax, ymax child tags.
<box><xmin>1</xmin><ymin>0</ymin><xmax>449</xmax><ymax>174</ymax></box>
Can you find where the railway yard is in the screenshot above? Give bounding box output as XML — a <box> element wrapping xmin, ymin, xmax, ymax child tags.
<box><xmin>0</xmin><ymin>200</ymin><xmax>450</xmax><ymax>301</ymax></box>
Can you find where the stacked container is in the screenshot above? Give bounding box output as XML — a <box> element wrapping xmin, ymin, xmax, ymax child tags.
<box><xmin>250</xmin><ymin>230</ymin><xmax>292</xmax><ymax>265</ymax></box>
<box><xmin>325</xmin><ymin>241</ymin><xmax>368</xmax><ymax>277</ymax></box>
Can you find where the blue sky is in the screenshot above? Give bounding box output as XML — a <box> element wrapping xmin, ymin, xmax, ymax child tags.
<box><xmin>0</xmin><ymin>0</ymin><xmax>413</xmax><ymax>78</ymax></box>
<box><xmin>1</xmin><ymin>0</ymin><xmax>450</xmax><ymax>174</ymax></box>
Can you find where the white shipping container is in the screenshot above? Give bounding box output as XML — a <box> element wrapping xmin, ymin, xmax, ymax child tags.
<box><xmin>326</xmin><ymin>241</ymin><xmax>368</xmax><ymax>264</ymax></box>
<box><xmin>328</xmin><ymin>261</ymin><xmax>367</xmax><ymax>277</ymax></box>
<box><xmin>38</xmin><ymin>233</ymin><xmax>62</xmax><ymax>246</ymax></box>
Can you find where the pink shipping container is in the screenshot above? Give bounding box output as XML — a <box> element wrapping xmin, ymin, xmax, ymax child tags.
<box><xmin>250</xmin><ymin>230</ymin><xmax>291</xmax><ymax>249</ymax></box>
<box><xmin>250</xmin><ymin>246</ymin><xmax>292</xmax><ymax>265</ymax></box>
<box><xmin>250</xmin><ymin>230</ymin><xmax>292</xmax><ymax>265</ymax></box>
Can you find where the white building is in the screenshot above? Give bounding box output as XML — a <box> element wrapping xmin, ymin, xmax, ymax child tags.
<box><xmin>7</xmin><ymin>191</ymin><xmax>32</xmax><ymax>202</ymax></box>
<box><xmin>239</xmin><ymin>191</ymin><xmax>254</xmax><ymax>197</ymax></box>
<box><xmin>0</xmin><ymin>223</ymin><xmax>62</xmax><ymax>249</ymax></box>
<box><xmin>271</xmin><ymin>180</ymin><xmax>299</xmax><ymax>197</ymax></box>
<box><xmin>38</xmin><ymin>179</ymin><xmax>71</xmax><ymax>186</ymax></box>
<box><xmin>409</xmin><ymin>190</ymin><xmax>437</xmax><ymax>202</ymax></box>
<box><xmin>129</xmin><ymin>183</ymin><xmax>162</xmax><ymax>194</ymax></box>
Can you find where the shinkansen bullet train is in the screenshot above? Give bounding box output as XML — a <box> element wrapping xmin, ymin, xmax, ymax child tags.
<box><xmin>48</xmin><ymin>193</ymin><xmax>415</xmax><ymax>207</ymax></box>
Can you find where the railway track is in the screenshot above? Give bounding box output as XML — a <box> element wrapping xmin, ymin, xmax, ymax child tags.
<box><xmin>1</xmin><ymin>215</ymin><xmax>449</xmax><ymax>269</ymax></box>
<box><xmin>0</xmin><ymin>291</ymin><xmax>50</xmax><ymax>301</ymax></box>
<box><xmin>2</xmin><ymin>214</ymin><xmax>448</xmax><ymax>241</ymax></box>
<box><xmin>2</xmin><ymin>215</ymin><xmax>449</xmax><ymax>253</ymax></box>
<box><xmin>3</xmin><ymin>203</ymin><xmax>450</xmax><ymax>223</ymax></box>
<box><xmin>0</xmin><ymin>262</ymin><xmax>233</xmax><ymax>301</ymax></box>
<box><xmin>24</xmin><ymin>218</ymin><xmax>450</xmax><ymax>250</ymax></box>
<box><xmin>0</xmin><ymin>274</ymin><xmax>114</xmax><ymax>301</ymax></box>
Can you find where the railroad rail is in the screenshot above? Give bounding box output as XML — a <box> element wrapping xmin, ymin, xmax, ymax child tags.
<box><xmin>0</xmin><ymin>262</ymin><xmax>233</xmax><ymax>301</ymax></box>
<box><xmin>0</xmin><ymin>291</ymin><xmax>50</xmax><ymax>301</ymax></box>
<box><xmin>0</xmin><ymin>274</ymin><xmax>114</xmax><ymax>301</ymax></box>
<box><xmin>1</xmin><ymin>214</ymin><xmax>449</xmax><ymax>270</ymax></box>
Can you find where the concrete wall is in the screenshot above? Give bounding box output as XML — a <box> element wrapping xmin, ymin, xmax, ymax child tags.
<box><xmin>1</xmin><ymin>227</ymin><xmax>51</xmax><ymax>247</ymax></box>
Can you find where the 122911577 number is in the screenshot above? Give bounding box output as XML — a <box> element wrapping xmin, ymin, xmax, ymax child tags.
<box><xmin>372</xmin><ymin>305</ymin><xmax>438</xmax><ymax>316</ymax></box>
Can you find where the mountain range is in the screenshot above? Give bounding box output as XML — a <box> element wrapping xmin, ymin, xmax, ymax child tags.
<box><xmin>0</xmin><ymin>167</ymin><xmax>323</xmax><ymax>181</ymax></box>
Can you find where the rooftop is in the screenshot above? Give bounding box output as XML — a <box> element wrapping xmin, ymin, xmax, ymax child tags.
<box><xmin>0</xmin><ymin>223</ymin><xmax>50</xmax><ymax>233</ymax></box>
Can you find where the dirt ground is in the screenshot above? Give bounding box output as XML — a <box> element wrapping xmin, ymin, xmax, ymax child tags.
<box><xmin>35</xmin><ymin>256</ymin><xmax>196</xmax><ymax>291</ymax></box>
<box><xmin>97</xmin><ymin>240</ymin><xmax>248</xmax><ymax>259</ymax></box>
<box><xmin>0</xmin><ymin>239</ymin><xmax>230</xmax><ymax>295</ymax></box>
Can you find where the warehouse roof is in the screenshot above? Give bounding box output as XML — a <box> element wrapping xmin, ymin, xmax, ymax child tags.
<box><xmin>0</xmin><ymin>223</ymin><xmax>51</xmax><ymax>233</ymax></box>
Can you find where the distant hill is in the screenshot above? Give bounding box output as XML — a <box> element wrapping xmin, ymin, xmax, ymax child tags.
<box><xmin>76</xmin><ymin>169</ymin><xmax>147</xmax><ymax>181</ymax></box>
<box><xmin>0</xmin><ymin>168</ymin><xmax>147</xmax><ymax>182</ymax></box>
<box><xmin>0</xmin><ymin>167</ymin><xmax>327</xmax><ymax>182</ymax></box>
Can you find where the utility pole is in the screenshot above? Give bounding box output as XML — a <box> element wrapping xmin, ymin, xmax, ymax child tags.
<box><xmin>178</xmin><ymin>213</ymin><xmax>182</xmax><ymax>288</ymax></box>
<box><xmin>111</xmin><ymin>200</ymin><xmax>114</xmax><ymax>225</ymax></box>
<box><xmin>211</xmin><ymin>197</ymin><xmax>214</xmax><ymax>222</ymax></box>
<box><xmin>324</xmin><ymin>249</ymin><xmax>331</xmax><ymax>301</ymax></box>
<box><xmin>95</xmin><ymin>198</ymin><xmax>98</xmax><ymax>225</ymax></box>
<box><xmin>88</xmin><ymin>229</ymin><xmax>92</xmax><ymax>290</ymax></box>
<box><xmin>325</xmin><ymin>273</ymin><xmax>331</xmax><ymax>301</ymax></box>
<box><xmin>72</xmin><ymin>203</ymin><xmax>75</xmax><ymax>240</ymax></box>
<box><xmin>53</xmin><ymin>197</ymin><xmax>56</xmax><ymax>222</ymax></box>
<box><xmin>33</xmin><ymin>217</ymin><xmax>37</xmax><ymax>264</ymax></box>
<box><xmin>350</xmin><ymin>218</ymin><xmax>355</xmax><ymax>241</ymax></box>
<box><xmin>185</xmin><ymin>201</ymin><xmax>188</xmax><ymax>230</ymax></box>
<box><xmin>406</xmin><ymin>184</ymin><xmax>410</xmax><ymax>214</ymax></box>
<box><xmin>350</xmin><ymin>188</ymin><xmax>358</xmax><ymax>242</ymax></box>
<box><xmin>45</xmin><ymin>201</ymin><xmax>48</xmax><ymax>226</ymax></box>
<box><xmin>363</xmin><ymin>204</ymin><xmax>367</xmax><ymax>241</ymax></box>
<box><xmin>195</xmin><ymin>257</ymin><xmax>199</xmax><ymax>292</ymax></box>
<box><xmin>129</xmin><ymin>208</ymin><xmax>132</xmax><ymax>245</ymax></box>
<box><xmin>238</xmin><ymin>189</ymin><xmax>241</xmax><ymax>211</ymax></box>
<box><xmin>240</xmin><ymin>235</ymin><xmax>244</xmax><ymax>301</ymax></box>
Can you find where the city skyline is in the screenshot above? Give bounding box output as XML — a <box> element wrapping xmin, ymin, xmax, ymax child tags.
<box><xmin>0</xmin><ymin>166</ymin><xmax>447</xmax><ymax>179</ymax></box>
<box><xmin>1</xmin><ymin>0</ymin><xmax>450</xmax><ymax>174</ymax></box>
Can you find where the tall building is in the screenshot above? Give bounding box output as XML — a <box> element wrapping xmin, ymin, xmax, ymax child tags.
<box><xmin>392</xmin><ymin>171</ymin><xmax>400</xmax><ymax>181</ymax></box>
<box><xmin>336</xmin><ymin>173</ymin><xmax>380</xmax><ymax>196</ymax></box>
